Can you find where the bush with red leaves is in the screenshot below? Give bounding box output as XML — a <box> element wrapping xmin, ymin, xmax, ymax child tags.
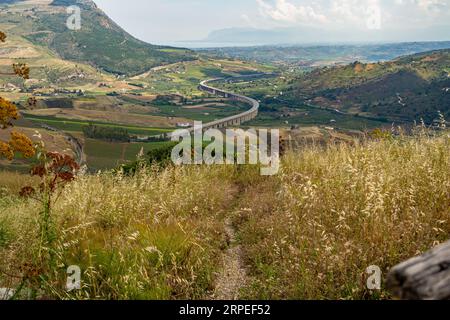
<box><xmin>20</xmin><ymin>152</ymin><xmax>80</xmax><ymax>198</ymax></box>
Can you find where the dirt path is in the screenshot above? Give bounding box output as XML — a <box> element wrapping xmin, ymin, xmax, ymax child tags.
<box><xmin>212</xmin><ymin>217</ymin><xmax>248</xmax><ymax>300</ymax></box>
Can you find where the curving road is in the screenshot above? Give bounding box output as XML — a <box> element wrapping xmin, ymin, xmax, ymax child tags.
<box><xmin>197</xmin><ymin>78</ymin><xmax>260</xmax><ymax>128</ymax></box>
<box><xmin>40</xmin><ymin>124</ymin><xmax>87</xmax><ymax>167</ymax></box>
<box><xmin>165</xmin><ymin>77</ymin><xmax>261</xmax><ymax>139</ymax></box>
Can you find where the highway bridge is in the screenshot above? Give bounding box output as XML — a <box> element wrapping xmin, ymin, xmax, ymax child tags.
<box><xmin>164</xmin><ymin>77</ymin><xmax>260</xmax><ymax>139</ymax></box>
<box><xmin>197</xmin><ymin>78</ymin><xmax>259</xmax><ymax>128</ymax></box>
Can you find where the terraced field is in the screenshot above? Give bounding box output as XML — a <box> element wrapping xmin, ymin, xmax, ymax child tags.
<box><xmin>22</xmin><ymin>115</ymin><xmax>173</xmax><ymax>136</ymax></box>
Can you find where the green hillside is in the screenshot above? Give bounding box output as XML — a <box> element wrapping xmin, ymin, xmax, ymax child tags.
<box><xmin>292</xmin><ymin>49</ymin><xmax>450</xmax><ymax>123</ymax></box>
<box><xmin>0</xmin><ymin>0</ymin><xmax>196</xmax><ymax>75</ymax></box>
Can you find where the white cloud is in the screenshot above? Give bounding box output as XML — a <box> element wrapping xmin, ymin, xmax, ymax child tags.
<box><xmin>393</xmin><ymin>0</ymin><xmax>449</xmax><ymax>12</ymax></box>
<box><xmin>255</xmin><ymin>0</ymin><xmax>388</xmax><ymax>28</ymax></box>
<box><xmin>256</xmin><ymin>0</ymin><xmax>328</xmax><ymax>25</ymax></box>
<box><xmin>92</xmin><ymin>0</ymin><xmax>450</xmax><ymax>44</ymax></box>
<box><xmin>414</xmin><ymin>0</ymin><xmax>449</xmax><ymax>11</ymax></box>
<box><xmin>253</xmin><ymin>0</ymin><xmax>450</xmax><ymax>32</ymax></box>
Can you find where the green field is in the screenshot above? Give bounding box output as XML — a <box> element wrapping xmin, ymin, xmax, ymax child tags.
<box><xmin>249</xmin><ymin>105</ymin><xmax>389</xmax><ymax>130</ymax></box>
<box><xmin>153</xmin><ymin>102</ymin><xmax>250</xmax><ymax>122</ymax></box>
<box><xmin>23</xmin><ymin>115</ymin><xmax>173</xmax><ymax>136</ymax></box>
<box><xmin>84</xmin><ymin>139</ymin><xmax>174</xmax><ymax>171</ymax></box>
<box><xmin>18</xmin><ymin>116</ymin><xmax>176</xmax><ymax>171</ymax></box>
<box><xmin>139</xmin><ymin>58</ymin><xmax>275</xmax><ymax>96</ymax></box>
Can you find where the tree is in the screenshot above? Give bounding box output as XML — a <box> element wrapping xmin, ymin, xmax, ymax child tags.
<box><xmin>12</xmin><ymin>62</ymin><xmax>30</xmax><ymax>79</ymax></box>
<box><xmin>0</xmin><ymin>32</ymin><xmax>30</xmax><ymax>78</ymax></box>
<box><xmin>0</xmin><ymin>30</ymin><xmax>35</xmax><ymax>161</ymax></box>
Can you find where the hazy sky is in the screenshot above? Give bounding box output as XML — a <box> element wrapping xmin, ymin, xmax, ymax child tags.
<box><xmin>92</xmin><ymin>0</ymin><xmax>450</xmax><ymax>45</ymax></box>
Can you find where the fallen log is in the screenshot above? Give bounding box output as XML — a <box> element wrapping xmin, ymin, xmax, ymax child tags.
<box><xmin>387</xmin><ymin>240</ymin><xmax>450</xmax><ymax>300</ymax></box>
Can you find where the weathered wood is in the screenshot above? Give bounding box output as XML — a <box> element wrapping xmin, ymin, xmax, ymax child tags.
<box><xmin>387</xmin><ymin>240</ymin><xmax>450</xmax><ymax>300</ymax></box>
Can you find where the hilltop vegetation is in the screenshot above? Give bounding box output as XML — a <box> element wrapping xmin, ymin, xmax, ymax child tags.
<box><xmin>0</xmin><ymin>0</ymin><xmax>196</xmax><ymax>75</ymax></box>
<box><xmin>0</xmin><ymin>131</ymin><xmax>448</xmax><ymax>299</ymax></box>
<box><xmin>289</xmin><ymin>49</ymin><xmax>450</xmax><ymax>123</ymax></box>
<box><xmin>295</xmin><ymin>49</ymin><xmax>450</xmax><ymax>92</ymax></box>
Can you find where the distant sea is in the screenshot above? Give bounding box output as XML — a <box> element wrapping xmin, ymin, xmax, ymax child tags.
<box><xmin>163</xmin><ymin>40</ymin><xmax>450</xmax><ymax>50</ymax></box>
<box><xmin>165</xmin><ymin>41</ymin><xmax>270</xmax><ymax>49</ymax></box>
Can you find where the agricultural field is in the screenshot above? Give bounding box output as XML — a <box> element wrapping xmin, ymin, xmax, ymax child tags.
<box><xmin>10</xmin><ymin>115</ymin><xmax>176</xmax><ymax>170</ymax></box>
<box><xmin>22</xmin><ymin>107</ymin><xmax>189</xmax><ymax>128</ymax></box>
<box><xmin>132</xmin><ymin>58</ymin><xmax>275</xmax><ymax>96</ymax></box>
<box><xmin>247</xmin><ymin>108</ymin><xmax>389</xmax><ymax>131</ymax></box>
<box><xmin>152</xmin><ymin>100</ymin><xmax>251</xmax><ymax>123</ymax></box>
<box><xmin>82</xmin><ymin>138</ymin><xmax>173</xmax><ymax>171</ymax></box>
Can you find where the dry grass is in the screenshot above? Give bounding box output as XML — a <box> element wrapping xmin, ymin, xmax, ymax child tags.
<box><xmin>0</xmin><ymin>170</ymin><xmax>39</xmax><ymax>195</ymax></box>
<box><xmin>236</xmin><ymin>133</ymin><xmax>450</xmax><ymax>299</ymax></box>
<box><xmin>0</xmin><ymin>165</ymin><xmax>237</xmax><ymax>299</ymax></box>
<box><xmin>0</xmin><ymin>132</ymin><xmax>449</xmax><ymax>300</ymax></box>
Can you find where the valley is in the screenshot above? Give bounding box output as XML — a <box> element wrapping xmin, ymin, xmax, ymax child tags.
<box><xmin>0</xmin><ymin>0</ymin><xmax>449</xmax><ymax>303</ymax></box>
<box><xmin>1</xmin><ymin>1</ymin><xmax>448</xmax><ymax>171</ymax></box>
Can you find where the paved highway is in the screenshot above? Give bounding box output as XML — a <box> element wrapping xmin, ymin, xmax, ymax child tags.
<box><xmin>165</xmin><ymin>76</ymin><xmax>262</xmax><ymax>139</ymax></box>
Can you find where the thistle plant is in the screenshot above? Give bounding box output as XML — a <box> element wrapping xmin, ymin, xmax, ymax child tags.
<box><xmin>10</xmin><ymin>144</ymin><xmax>80</xmax><ymax>299</ymax></box>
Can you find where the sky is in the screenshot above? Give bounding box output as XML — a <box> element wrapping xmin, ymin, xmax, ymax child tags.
<box><xmin>92</xmin><ymin>0</ymin><xmax>450</xmax><ymax>46</ymax></box>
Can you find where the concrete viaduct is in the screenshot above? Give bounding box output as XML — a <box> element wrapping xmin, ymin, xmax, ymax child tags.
<box><xmin>163</xmin><ymin>78</ymin><xmax>260</xmax><ymax>139</ymax></box>
<box><xmin>196</xmin><ymin>78</ymin><xmax>259</xmax><ymax>129</ymax></box>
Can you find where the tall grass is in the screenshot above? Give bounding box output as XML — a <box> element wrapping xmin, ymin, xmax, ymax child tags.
<box><xmin>236</xmin><ymin>133</ymin><xmax>450</xmax><ymax>299</ymax></box>
<box><xmin>0</xmin><ymin>165</ymin><xmax>237</xmax><ymax>299</ymax></box>
<box><xmin>0</xmin><ymin>171</ymin><xmax>38</xmax><ymax>196</ymax></box>
<box><xmin>0</xmin><ymin>132</ymin><xmax>449</xmax><ymax>299</ymax></box>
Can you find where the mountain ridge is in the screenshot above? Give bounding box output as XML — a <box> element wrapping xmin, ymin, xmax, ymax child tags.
<box><xmin>291</xmin><ymin>49</ymin><xmax>450</xmax><ymax>123</ymax></box>
<box><xmin>0</xmin><ymin>0</ymin><xmax>197</xmax><ymax>75</ymax></box>
<box><xmin>205</xmin><ymin>26</ymin><xmax>450</xmax><ymax>45</ymax></box>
